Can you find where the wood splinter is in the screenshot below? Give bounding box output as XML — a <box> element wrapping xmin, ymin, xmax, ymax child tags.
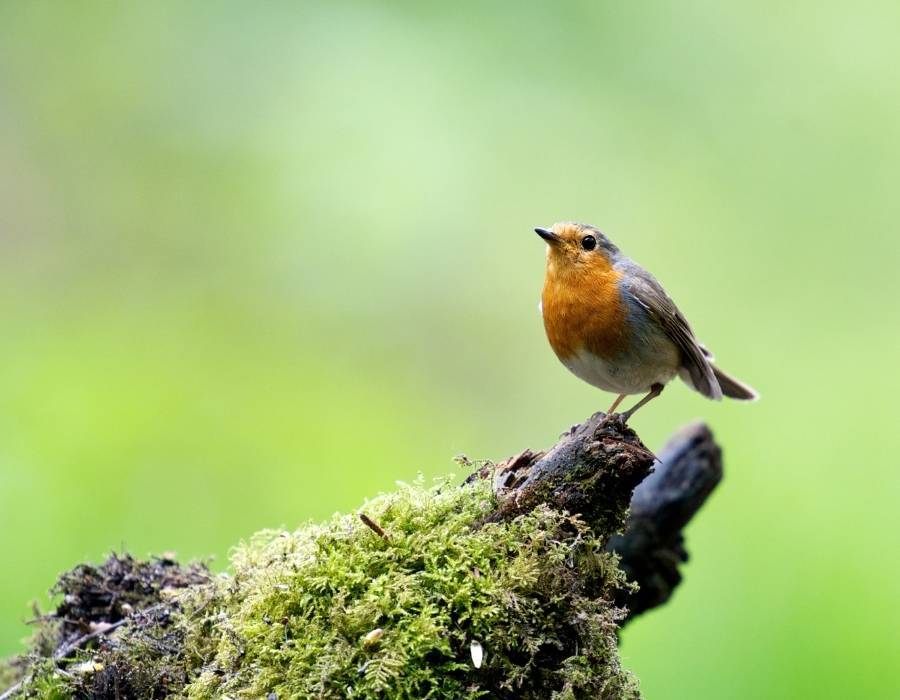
<box><xmin>358</xmin><ymin>512</ymin><xmax>389</xmax><ymax>540</ymax></box>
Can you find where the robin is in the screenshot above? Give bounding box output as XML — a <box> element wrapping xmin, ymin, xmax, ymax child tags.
<box><xmin>536</xmin><ymin>222</ymin><xmax>757</xmax><ymax>421</ymax></box>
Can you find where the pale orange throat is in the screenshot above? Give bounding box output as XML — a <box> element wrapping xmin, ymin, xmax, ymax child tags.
<box><xmin>542</xmin><ymin>263</ymin><xmax>628</xmax><ymax>361</ymax></box>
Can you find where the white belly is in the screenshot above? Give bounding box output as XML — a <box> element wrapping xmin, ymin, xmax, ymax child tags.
<box><xmin>561</xmin><ymin>346</ymin><xmax>679</xmax><ymax>395</ymax></box>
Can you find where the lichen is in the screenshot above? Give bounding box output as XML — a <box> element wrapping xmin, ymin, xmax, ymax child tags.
<box><xmin>3</xmin><ymin>478</ymin><xmax>640</xmax><ymax>699</ymax></box>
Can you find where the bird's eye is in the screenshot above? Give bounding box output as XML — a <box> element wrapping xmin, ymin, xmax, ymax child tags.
<box><xmin>581</xmin><ymin>235</ymin><xmax>597</xmax><ymax>251</ymax></box>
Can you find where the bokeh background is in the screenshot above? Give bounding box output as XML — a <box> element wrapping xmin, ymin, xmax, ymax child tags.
<box><xmin>2</xmin><ymin>2</ymin><xmax>899</xmax><ymax>697</ymax></box>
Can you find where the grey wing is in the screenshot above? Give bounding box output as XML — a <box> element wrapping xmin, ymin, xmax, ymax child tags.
<box><xmin>618</xmin><ymin>262</ymin><xmax>723</xmax><ymax>400</ymax></box>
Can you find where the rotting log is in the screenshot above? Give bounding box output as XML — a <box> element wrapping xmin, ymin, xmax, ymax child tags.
<box><xmin>2</xmin><ymin>413</ymin><xmax>723</xmax><ymax>699</ymax></box>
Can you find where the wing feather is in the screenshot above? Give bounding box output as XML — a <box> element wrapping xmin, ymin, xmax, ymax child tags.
<box><xmin>618</xmin><ymin>263</ymin><xmax>722</xmax><ymax>400</ymax></box>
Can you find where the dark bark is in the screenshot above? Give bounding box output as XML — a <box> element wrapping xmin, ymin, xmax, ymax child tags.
<box><xmin>608</xmin><ymin>421</ymin><xmax>722</xmax><ymax>622</ymax></box>
<box><xmin>472</xmin><ymin>412</ymin><xmax>723</xmax><ymax>622</ymax></box>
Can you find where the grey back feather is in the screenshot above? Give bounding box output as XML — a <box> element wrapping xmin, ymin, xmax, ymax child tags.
<box><xmin>615</xmin><ymin>258</ymin><xmax>723</xmax><ymax>400</ymax></box>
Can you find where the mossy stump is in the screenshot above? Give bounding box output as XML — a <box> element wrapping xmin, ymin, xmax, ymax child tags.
<box><xmin>1</xmin><ymin>414</ymin><xmax>721</xmax><ymax>699</ymax></box>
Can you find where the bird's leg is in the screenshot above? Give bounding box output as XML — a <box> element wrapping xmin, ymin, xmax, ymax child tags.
<box><xmin>606</xmin><ymin>394</ymin><xmax>627</xmax><ymax>415</ymax></box>
<box><xmin>620</xmin><ymin>383</ymin><xmax>665</xmax><ymax>423</ymax></box>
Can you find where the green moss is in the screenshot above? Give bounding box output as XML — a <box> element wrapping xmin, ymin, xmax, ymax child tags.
<box><xmin>4</xmin><ymin>478</ymin><xmax>639</xmax><ymax>699</ymax></box>
<box><xmin>181</xmin><ymin>478</ymin><xmax>637</xmax><ymax>698</ymax></box>
<box><xmin>26</xmin><ymin>667</ymin><xmax>70</xmax><ymax>700</ymax></box>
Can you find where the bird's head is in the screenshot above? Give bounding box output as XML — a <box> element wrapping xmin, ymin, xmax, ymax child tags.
<box><xmin>535</xmin><ymin>222</ymin><xmax>619</xmax><ymax>277</ymax></box>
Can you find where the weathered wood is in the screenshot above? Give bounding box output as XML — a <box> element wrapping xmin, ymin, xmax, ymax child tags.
<box><xmin>475</xmin><ymin>413</ymin><xmax>722</xmax><ymax>621</ymax></box>
<box><xmin>482</xmin><ymin>413</ymin><xmax>654</xmax><ymax>533</ymax></box>
<box><xmin>609</xmin><ymin>421</ymin><xmax>723</xmax><ymax>622</ymax></box>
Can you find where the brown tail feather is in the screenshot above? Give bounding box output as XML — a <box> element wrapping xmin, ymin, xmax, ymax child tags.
<box><xmin>713</xmin><ymin>366</ymin><xmax>758</xmax><ymax>401</ymax></box>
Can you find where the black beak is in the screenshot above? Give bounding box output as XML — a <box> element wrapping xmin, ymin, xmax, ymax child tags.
<box><xmin>535</xmin><ymin>227</ymin><xmax>561</xmax><ymax>245</ymax></box>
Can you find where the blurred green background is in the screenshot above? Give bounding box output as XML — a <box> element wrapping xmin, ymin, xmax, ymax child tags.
<box><xmin>1</xmin><ymin>2</ymin><xmax>899</xmax><ymax>697</ymax></box>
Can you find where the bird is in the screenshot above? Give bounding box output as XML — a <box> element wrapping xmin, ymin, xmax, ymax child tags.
<box><xmin>535</xmin><ymin>222</ymin><xmax>757</xmax><ymax>421</ymax></box>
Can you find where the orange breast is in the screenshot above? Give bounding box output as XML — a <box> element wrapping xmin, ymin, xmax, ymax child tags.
<box><xmin>542</xmin><ymin>260</ymin><xmax>629</xmax><ymax>361</ymax></box>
